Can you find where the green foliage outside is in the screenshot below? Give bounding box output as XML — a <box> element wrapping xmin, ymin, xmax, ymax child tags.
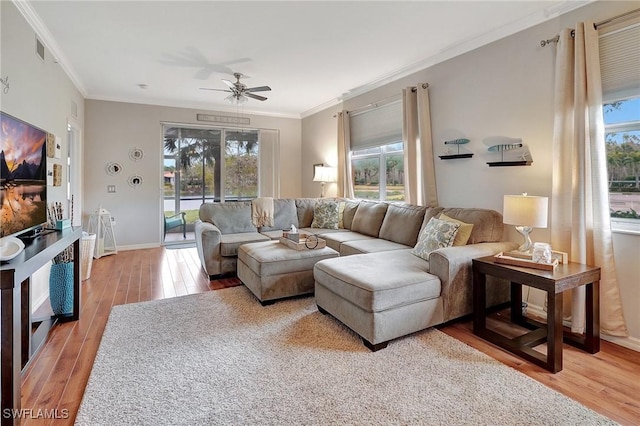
<box><xmin>604</xmin><ymin>101</ymin><xmax>640</xmax><ymax>192</ymax></box>
<box><xmin>610</xmin><ymin>208</ymin><xmax>639</xmax><ymax>219</ymax></box>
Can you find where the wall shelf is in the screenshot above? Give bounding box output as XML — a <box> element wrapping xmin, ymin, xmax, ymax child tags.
<box><xmin>439</xmin><ymin>153</ymin><xmax>474</xmax><ymax>160</ymax></box>
<box><xmin>487</xmin><ymin>160</ymin><xmax>533</xmax><ymax>167</ymax></box>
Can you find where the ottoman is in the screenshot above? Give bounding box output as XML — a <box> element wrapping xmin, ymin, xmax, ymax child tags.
<box><xmin>238</xmin><ymin>240</ymin><xmax>339</xmax><ymax>305</ymax></box>
<box><xmin>313</xmin><ymin>250</ymin><xmax>444</xmax><ymax>351</ymax></box>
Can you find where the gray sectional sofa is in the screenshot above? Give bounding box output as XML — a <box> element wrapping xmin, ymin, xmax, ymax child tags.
<box><xmin>194</xmin><ymin>198</ymin><xmax>517</xmax><ymax>349</ymax></box>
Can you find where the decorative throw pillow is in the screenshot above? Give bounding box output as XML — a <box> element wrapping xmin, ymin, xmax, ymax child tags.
<box><xmin>311</xmin><ymin>201</ymin><xmax>339</xmax><ymax>229</ymax></box>
<box><xmin>411</xmin><ymin>217</ymin><xmax>460</xmax><ymax>261</ymax></box>
<box><xmin>439</xmin><ymin>213</ymin><xmax>474</xmax><ymax>246</ymax></box>
<box><xmin>338</xmin><ymin>201</ymin><xmax>346</xmax><ymax>228</ymax></box>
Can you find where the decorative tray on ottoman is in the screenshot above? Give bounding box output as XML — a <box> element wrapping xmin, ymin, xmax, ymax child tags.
<box><xmin>279</xmin><ymin>234</ymin><xmax>326</xmax><ymax>251</ymax></box>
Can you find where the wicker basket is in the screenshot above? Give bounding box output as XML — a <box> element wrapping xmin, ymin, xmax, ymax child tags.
<box><xmin>81</xmin><ymin>233</ymin><xmax>97</xmax><ymax>280</ymax></box>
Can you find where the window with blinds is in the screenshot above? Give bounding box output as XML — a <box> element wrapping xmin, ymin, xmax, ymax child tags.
<box><xmin>349</xmin><ymin>99</ymin><xmax>405</xmax><ymax>201</ymax></box>
<box><xmin>599</xmin><ymin>19</ymin><xmax>640</xmax><ymax>101</ymax></box>
<box><xmin>600</xmin><ymin>15</ymin><xmax>640</xmax><ymax>223</ymax></box>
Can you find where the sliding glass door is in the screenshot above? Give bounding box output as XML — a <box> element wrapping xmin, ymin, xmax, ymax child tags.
<box><xmin>162</xmin><ymin>125</ymin><xmax>259</xmax><ymax>242</ymax></box>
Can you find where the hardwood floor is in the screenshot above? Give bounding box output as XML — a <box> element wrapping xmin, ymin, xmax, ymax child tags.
<box><xmin>20</xmin><ymin>247</ymin><xmax>640</xmax><ymax>425</ymax></box>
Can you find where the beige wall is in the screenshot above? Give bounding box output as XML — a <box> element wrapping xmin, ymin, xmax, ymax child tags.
<box><xmin>301</xmin><ymin>0</ymin><xmax>640</xmax><ymax>348</ymax></box>
<box><xmin>1</xmin><ymin>1</ymin><xmax>86</xmax><ymax>310</ymax></box>
<box><xmin>84</xmin><ymin>100</ymin><xmax>301</xmax><ymax>249</ymax></box>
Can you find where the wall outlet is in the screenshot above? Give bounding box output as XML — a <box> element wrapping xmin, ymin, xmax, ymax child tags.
<box><xmin>107</xmin><ymin>185</ymin><xmax>116</xmax><ymax>193</ymax></box>
<box><xmin>110</xmin><ymin>217</ymin><xmax>116</xmax><ymax>227</ymax></box>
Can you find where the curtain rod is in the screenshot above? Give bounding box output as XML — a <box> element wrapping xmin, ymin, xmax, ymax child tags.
<box><xmin>540</xmin><ymin>7</ymin><xmax>640</xmax><ymax>47</ymax></box>
<box><xmin>333</xmin><ymin>84</ymin><xmax>429</xmax><ymax>118</ymax></box>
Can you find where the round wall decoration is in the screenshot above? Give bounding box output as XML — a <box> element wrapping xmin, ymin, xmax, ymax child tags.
<box><xmin>129</xmin><ymin>147</ymin><xmax>144</xmax><ymax>162</ymax></box>
<box><xmin>128</xmin><ymin>175</ymin><xmax>143</xmax><ymax>188</ymax></box>
<box><xmin>106</xmin><ymin>162</ymin><xmax>123</xmax><ymax>175</ymax></box>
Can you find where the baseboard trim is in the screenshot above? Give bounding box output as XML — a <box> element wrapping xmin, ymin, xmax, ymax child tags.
<box><xmin>525</xmin><ymin>302</ymin><xmax>639</xmax><ymax>352</ymax></box>
<box><xmin>601</xmin><ymin>335</ymin><xmax>640</xmax><ymax>352</ymax></box>
<box><xmin>118</xmin><ymin>243</ymin><xmax>160</xmax><ymax>251</ymax></box>
<box><xmin>32</xmin><ymin>292</ymin><xmax>49</xmax><ymax>314</ymax></box>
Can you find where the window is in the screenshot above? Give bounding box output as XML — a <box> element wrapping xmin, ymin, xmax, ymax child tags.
<box><xmin>349</xmin><ymin>99</ymin><xmax>404</xmax><ymax>201</ymax></box>
<box><xmin>604</xmin><ymin>97</ymin><xmax>640</xmax><ymax>220</ymax></box>
<box><xmin>162</xmin><ymin>126</ymin><xmax>260</xmax><ymax>240</ymax></box>
<box><xmin>352</xmin><ymin>143</ymin><xmax>404</xmax><ymax>201</ymax></box>
<box><xmin>599</xmin><ymin>16</ymin><xmax>640</xmax><ymax>226</ymax></box>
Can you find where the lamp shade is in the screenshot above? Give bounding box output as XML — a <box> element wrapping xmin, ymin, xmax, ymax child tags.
<box><xmin>313</xmin><ymin>166</ymin><xmax>337</xmax><ymax>183</ymax></box>
<box><xmin>503</xmin><ymin>194</ymin><xmax>548</xmax><ymax>228</ymax></box>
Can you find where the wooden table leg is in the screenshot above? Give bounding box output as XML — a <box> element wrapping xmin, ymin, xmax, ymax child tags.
<box><xmin>20</xmin><ymin>278</ymin><xmax>31</xmax><ymax>368</ymax></box>
<box><xmin>547</xmin><ymin>290</ymin><xmax>564</xmax><ymax>373</ymax></box>
<box><xmin>1</xmin><ymin>283</ymin><xmax>21</xmax><ymax>426</ymax></box>
<box><xmin>585</xmin><ymin>281</ymin><xmax>600</xmax><ymax>353</ymax></box>
<box><xmin>473</xmin><ymin>268</ymin><xmax>487</xmax><ymax>334</ymax></box>
<box><xmin>510</xmin><ymin>282</ymin><xmax>523</xmax><ymax>325</ymax></box>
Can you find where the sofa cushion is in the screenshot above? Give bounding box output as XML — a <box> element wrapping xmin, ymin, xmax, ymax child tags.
<box><xmin>342</xmin><ymin>201</ymin><xmax>360</xmax><ymax>230</ymax></box>
<box><xmin>313</xmin><ymin>250</ymin><xmax>441</xmax><ymax>313</ymax></box>
<box><xmin>419</xmin><ymin>207</ymin><xmax>445</xmax><ymax>234</ymax></box>
<box><xmin>317</xmin><ymin>230</ymin><xmax>375</xmax><ymax>252</ymax></box>
<box><xmin>338</xmin><ymin>201</ymin><xmax>346</xmax><ymax>228</ymax></box>
<box><xmin>295</xmin><ymin>198</ymin><xmax>318</xmax><ymax>228</ymax></box>
<box><xmin>351</xmin><ymin>201</ymin><xmax>388</xmax><ymax>237</ymax></box>
<box><xmin>259</xmin><ymin>229</ymin><xmax>284</xmax><ymax>240</ymax></box>
<box><xmin>439</xmin><ymin>208</ymin><xmax>504</xmax><ymax>243</ymax></box>
<box><xmin>411</xmin><ymin>218</ymin><xmax>460</xmax><ymax>261</ymax></box>
<box><xmin>340</xmin><ymin>238</ymin><xmax>411</xmax><ymax>256</ymax></box>
<box><xmin>220</xmin><ymin>233</ymin><xmax>270</xmax><ymax>257</ymax></box>
<box><xmin>301</xmin><ymin>228</ymin><xmax>348</xmax><ymax>236</ymax></box>
<box><xmin>260</xmin><ymin>199</ymin><xmax>298</xmax><ymax>232</ymax></box>
<box><xmin>438</xmin><ymin>213</ymin><xmax>473</xmax><ymax>246</ymax></box>
<box><xmin>311</xmin><ymin>200</ymin><xmax>339</xmax><ymax>229</ymax></box>
<box><xmin>378</xmin><ymin>204</ymin><xmax>427</xmax><ymax>246</ymax></box>
<box><xmin>199</xmin><ymin>202</ymin><xmax>257</xmax><ymax>234</ymax></box>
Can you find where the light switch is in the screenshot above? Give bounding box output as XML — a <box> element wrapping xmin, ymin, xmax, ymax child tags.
<box><xmin>107</xmin><ymin>185</ymin><xmax>116</xmax><ymax>193</ymax></box>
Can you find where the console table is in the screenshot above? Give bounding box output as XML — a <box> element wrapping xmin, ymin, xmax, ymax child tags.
<box><xmin>0</xmin><ymin>227</ymin><xmax>82</xmax><ymax>425</ymax></box>
<box><xmin>472</xmin><ymin>255</ymin><xmax>600</xmax><ymax>373</ymax></box>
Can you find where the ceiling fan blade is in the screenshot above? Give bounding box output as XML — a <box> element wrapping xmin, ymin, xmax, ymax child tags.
<box><xmin>221</xmin><ymin>79</ymin><xmax>235</xmax><ymax>89</ymax></box>
<box><xmin>245</xmin><ymin>85</ymin><xmax>271</xmax><ymax>93</ymax></box>
<box><xmin>199</xmin><ymin>88</ymin><xmax>231</xmax><ymax>92</ymax></box>
<box><xmin>245</xmin><ymin>93</ymin><xmax>268</xmax><ymax>101</ymax></box>
<box><xmin>194</xmin><ymin>68</ymin><xmax>214</xmax><ymax>80</ymax></box>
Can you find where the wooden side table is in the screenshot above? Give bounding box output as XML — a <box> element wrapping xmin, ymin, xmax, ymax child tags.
<box><xmin>472</xmin><ymin>256</ymin><xmax>600</xmax><ymax>373</ymax></box>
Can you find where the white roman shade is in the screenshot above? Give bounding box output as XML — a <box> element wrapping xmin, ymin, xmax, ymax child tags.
<box><xmin>599</xmin><ymin>19</ymin><xmax>640</xmax><ymax>100</ymax></box>
<box><xmin>349</xmin><ymin>100</ymin><xmax>402</xmax><ymax>150</ymax></box>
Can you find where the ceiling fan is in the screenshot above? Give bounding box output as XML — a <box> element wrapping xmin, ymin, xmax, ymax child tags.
<box><xmin>200</xmin><ymin>72</ymin><xmax>271</xmax><ymax>104</ymax></box>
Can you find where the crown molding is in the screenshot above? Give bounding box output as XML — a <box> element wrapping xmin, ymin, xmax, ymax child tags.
<box><xmin>13</xmin><ymin>0</ymin><xmax>87</xmax><ymax>97</ymax></box>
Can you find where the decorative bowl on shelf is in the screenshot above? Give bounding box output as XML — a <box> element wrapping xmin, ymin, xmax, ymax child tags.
<box><xmin>0</xmin><ymin>236</ymin><xmax>25</xmax><ymax>261</ymax></box>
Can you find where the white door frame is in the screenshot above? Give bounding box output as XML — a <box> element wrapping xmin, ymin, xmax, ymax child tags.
<box><xmin>67</xmin><ymin>118</ymin><xmax>83</xmax><ymax>227</ymax></box>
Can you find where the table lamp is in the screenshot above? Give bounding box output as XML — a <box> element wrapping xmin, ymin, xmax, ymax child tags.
<box><xmin>313</xmin><ymin>166</ymin><xmax>337</xmax><ymax>198</ymax></box>
<box><xmin>503</xmin><ymin>193</ymin><xmax>548</xmax><ymax>252</ymax></box>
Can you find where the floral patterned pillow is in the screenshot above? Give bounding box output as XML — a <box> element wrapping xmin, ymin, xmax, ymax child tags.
<box><xmin>311</xmin><ymin>201</ymin><xmax>339</xmax><ymax>229</ymax></box>
<box><xmin>411</xmin><ymin>217</ymin><xmax>461</xmax><ymax>261</ymax></box>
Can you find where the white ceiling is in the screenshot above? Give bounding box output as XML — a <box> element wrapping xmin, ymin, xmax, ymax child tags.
<box><xmin>24</xmin><ymin>1</ymin><xmax>591</xmax><ymax>118</ymax></box>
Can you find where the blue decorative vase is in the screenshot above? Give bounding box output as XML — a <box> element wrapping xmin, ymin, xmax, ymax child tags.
<box><xmin>49</xmin><ymin>262</ymin><xmax>74</xmax><ymax>315</ymax></box>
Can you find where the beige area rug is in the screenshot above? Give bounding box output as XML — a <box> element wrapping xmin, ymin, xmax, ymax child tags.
<box><xmin>76</xmin><ymin>287</ymin><xmax>615</xmax><ymax>425</ymax></box>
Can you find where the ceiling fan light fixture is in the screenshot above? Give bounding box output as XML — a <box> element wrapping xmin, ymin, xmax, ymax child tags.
<box><xmin>225</xmin><ymin>93</ymin><xmax>248</xmax><ymax>105</ymax></box>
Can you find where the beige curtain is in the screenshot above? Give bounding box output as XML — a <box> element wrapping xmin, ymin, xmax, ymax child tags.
<box><xmin>550</xmin><ymin>24</ymin><xmax>627</xmax><ymax>336</ymax></box>
<box><xmin>337</xmin><ymin>111</ymin><xmax>354</xmax><ymax>198</ymax></box>
<box><xmin>402</xmin><ymin>83</ymin><xmax>437</xmax><ymax>206</ymax></box>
